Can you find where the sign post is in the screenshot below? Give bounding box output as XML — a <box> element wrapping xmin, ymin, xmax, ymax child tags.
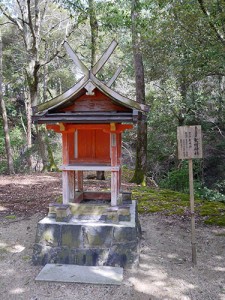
<box><xmin>177</xmin><ymin>125</ymin><xmax>203</xmax><ymax>266</ymax></box>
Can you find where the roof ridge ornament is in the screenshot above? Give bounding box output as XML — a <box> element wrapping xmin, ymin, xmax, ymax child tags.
<box><xmin>85</xmin><ymin>80</ymin><xmax>96</xmax><ymax>95</ymax></box>
<box><xmin>64</xmin><ymin>40</ymin><xmax>120</xmax><ymax>83</ymax></box>
<box><xmin>107</xmin><ymin>66</ymin><xmax>123</xmax><ymax>87</ymax></box>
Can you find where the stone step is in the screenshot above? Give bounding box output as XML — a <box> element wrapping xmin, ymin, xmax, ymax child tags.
<box><xmin>35</xmin><ymin>264</ymin><xmax>123</xmax><ymax>285</ymax></box>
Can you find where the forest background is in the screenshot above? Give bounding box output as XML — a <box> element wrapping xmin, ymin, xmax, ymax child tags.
<box><xmin>0</xmin><ymin>0</ymin><xmax>225</xmax><ymax>202</ymax></box>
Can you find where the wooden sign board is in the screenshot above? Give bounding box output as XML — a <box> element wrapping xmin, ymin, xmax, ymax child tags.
<box><xmin>177</xmin><ymin>125</ymin><xmax>203</xmax><ymax>265</ymax></box>
<box><xmin>177</xmin><ymin>125</ymin><xmax>203</xmax><ymax>160</ymax></box>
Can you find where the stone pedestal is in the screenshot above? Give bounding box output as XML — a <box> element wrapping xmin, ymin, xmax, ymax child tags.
<box><xmin>32</xmin><ymin>200</ymin><xmax>141</xmax><ymax>269</ymax></box>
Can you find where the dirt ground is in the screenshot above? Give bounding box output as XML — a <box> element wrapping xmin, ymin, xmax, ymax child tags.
<box><xmin>0</xmin><ymin>173</ymin><xmax>225</xmax><ymax>300</ymax></box>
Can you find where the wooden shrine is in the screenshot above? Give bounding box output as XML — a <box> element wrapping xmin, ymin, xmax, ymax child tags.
<box><xmin>33</xmin><ymin>40</ymin><xmax>148</xmax><ymax>207</ymax></box>
<box><xmin>32</xmin><ymin>41</ymin><xmax>148</xmax><ymax>268</ymax></box>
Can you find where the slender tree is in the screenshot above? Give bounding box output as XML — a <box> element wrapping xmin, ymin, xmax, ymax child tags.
<box><xmin>89</xmin><ymin>0</ymin><xmax>98</xmax><ymax>66</ymax></box>
<box><xmin>0</xmin><ymin>33</ymin><xmax>14</xmax><ymax>174</ymax></box>
<box><xmin>88</xmin><ymin>0</ymin><xmax>105</xmax><ymax>180</ymax></box>
<box><xmin>130</xmin><ymin>0</ymin><xmax>147</xmax><ymax>185</ymax></box>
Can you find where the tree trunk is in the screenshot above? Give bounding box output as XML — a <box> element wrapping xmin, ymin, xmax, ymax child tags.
<box><xmin>96</xmin><ymin>171</ymin><xmax>105</xmax><ymax>180</ymax></box>
<box><xmin>0</xmin><ymin>34</ymin><xmax>14</xmax><ymax>174</ymax></box>
<box><xmin>22</xmin><ymin>44</ymin><xmax>39</xmax><ymax>170</ymax></box>
<box><xmin>132</xmin><ymin>121</ymin><xmax>147</xmax><ymax>184</ymax></box>
<box><xmin>39</xmin><ymin>51</ymin><xmax>58</xmax><ymax>172</ymax></box>
<box><xmin>24</xmin><ymin>0</ymin><xmax>41</xmax><ymax>171</ymax></box>
<box><xmin>217</xmin><ymin>75</ymin><xmax>223</xmax><ymax>126</ymax></box>
<box><xmin>24</xmin><ymin>65</ymin><xmax>39</xmax><ymax>171</ymax></box>
<box><xmin>88</xmin><ymin>0</ymin><xmax>98</xmax><ymax>67</ymax></box>
<box><xmin>36</xmin><ymin>125</ymin><xmax>49</xmax><ymax>171</ymax></box>
<box><xmin>24</xmin><ymin>87</ymin><xmax>33</xmax><ymax>170</ymax></box>
<box><xmin>88</xmin><ymin>0</ymin><xmax>104</xmax><ymax>180</ymax></box>
<box><xmin>46</xmin><ymin>135</ymin><xmax>59</xmax><ymax>172</ymax></box>
<box><xmin>36</xmin><ymin>125</ymin><xmax>58</xmax><ymax>172</ymax></box>
<box><xmin>130</xmin><ymin>0</ymin><xmax>147</xmax><ymax>185</ymax></box>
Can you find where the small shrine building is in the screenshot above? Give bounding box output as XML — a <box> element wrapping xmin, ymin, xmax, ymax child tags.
<box><xmin>33</xmin><ymin>41</ymin><xmax>148</xmax><ymax>207</ymax></box>
<box><xmin>32</xmin><ymin>41</ymin><xmax>148</xmax><ymax>268</ymax></box>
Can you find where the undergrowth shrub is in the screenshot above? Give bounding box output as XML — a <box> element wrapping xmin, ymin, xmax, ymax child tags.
<box><xmin>195</xmin><ymin>185</ymin><xmax>225</xmax><ymax>203</ymax></box>
<box><xmin>159</xmin><ymin>163</ymin><xmax>189</xmax><ymax>193</ymax></box>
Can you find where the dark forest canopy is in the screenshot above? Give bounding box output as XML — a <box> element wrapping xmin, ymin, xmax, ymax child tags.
<box><xmin>0</xmin><ymin>0</ymin><xmax>225</xmax><ymax>200</ymax></box>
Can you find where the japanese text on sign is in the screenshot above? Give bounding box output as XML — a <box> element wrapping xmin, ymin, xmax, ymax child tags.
<box><xmin>177</xmin><ymin>126</ymin><xmax>203</xmax><ymax>160</ymax></box>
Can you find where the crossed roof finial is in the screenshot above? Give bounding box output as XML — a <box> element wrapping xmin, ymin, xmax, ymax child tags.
<box><xmin>64</xmin><ymin>40</ymin><xmax>122</xmax><ymax>89</ymax></box>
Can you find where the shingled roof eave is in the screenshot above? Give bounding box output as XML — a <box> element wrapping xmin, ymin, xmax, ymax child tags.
<box><xmin>90</xmin><ymin>74</ymin><xmax>149</xmax><ymax>113</ymax></box>
<box><xmin>33</xmin><ymin>75</ymin><xmax>88</xmax><ymax>115</ymax></box>
<box><xmin>33</xmin><ymin>75</ymin><xmax>149</xmax><ymax>116</ymax></box>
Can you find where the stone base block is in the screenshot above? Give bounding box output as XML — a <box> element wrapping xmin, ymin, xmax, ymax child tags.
<box><xmin>33</xmin><ymin>201</ymin><xmax>140</xmax><ymax>269</ymax></box>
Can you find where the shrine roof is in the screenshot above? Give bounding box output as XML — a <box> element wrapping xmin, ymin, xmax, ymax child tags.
<box><xmin>33</xmin><ymin>74</ymin><xmax>148</xmax><ymax>116</ymax></box>
<box><xmin>32</xmin><ymin>40</ymin><xmax>149</xmax><ymax>123</ymax></box>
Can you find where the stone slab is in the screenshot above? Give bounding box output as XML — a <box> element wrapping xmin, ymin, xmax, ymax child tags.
<box><xmin>35</xmin><ymin>264</ymin><xmax>123</xmax><ymax>285</ymax></box>
<box><xmin>41</xmin><ymin>200</ymin><xmax>137</xmax><ymax>227</ymax></box>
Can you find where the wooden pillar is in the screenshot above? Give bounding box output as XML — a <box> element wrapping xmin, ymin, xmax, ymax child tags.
<box><xmin>62</xmin><ymin>132</ymin><xmax>69</xmax><ymax>165</ymax></box>
<box><xmin>62</xmin><ymin>171</ymin><xmax>75</xmax><ymax>204</ymax></box>
<box><xmin>76</xmin><ymin>171</ymin><xmax>83</xmax><ymax>192</ymax></box>
<box><xmin>118</xmin><ymin>133</ymin><xmax>122</xmax><ymax>193</ymax></box>
<box><xmin>62</xmin><ymin>132</ymin><xmax>75</xmax><ymax>204</ymax></box>
<box><xmin>110</xmin><ymin>131</ymin><xmax>118</xmax><ymax>206</ymax></box>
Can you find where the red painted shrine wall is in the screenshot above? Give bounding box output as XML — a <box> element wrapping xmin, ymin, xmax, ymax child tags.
<box><xmin>59</xmin><ymin>89</ymin><xmax>131</xmax><ymax>112</ymax></box>
<box><xmin>69</xmin><ymin>129</ymin><xmax>111</xmax><ymax>163</ymax></box>
<box><xmin>47</xmin><ymin>124</ymin><xmax>131</xmax><ymax>165</ymax></box>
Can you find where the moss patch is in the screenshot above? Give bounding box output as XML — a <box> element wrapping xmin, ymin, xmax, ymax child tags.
<box><xmin>70</xmin><ymin>203</ymin><xmax>107</xmax><ymax>215</ymax></box>
<box><xmin>196</xmin><ymin>201</ymin><xmax>225</xmax><ymax>226</ymax></box>
<box><xmin>22</xmin><ymin>255</ymin><xmax>30</xmax><ymax>261</ymax></box>
<box><xmin>133</xmin><ymin>187</ymin><xmax>189</xmax><ymax>215</ymax></box>
<box><xmin>5</xmin><ymin>215</ymin><xmax>16</xmax><ymax>220</ymax></box>
<box><xmin>0</xmin><ymin>248</ymin><xmax>7</xmax><ymax>254</ymax></box>
<box><xmin>204</xmin><ymin>216</ymin><xmax>225</xmax><ymax>226</ymax></box>
<box><xmin>132</xmin><ymin>186</ymin><xmax>225</xmax><ymax>226</ymax></box>
<box><xmin>198</xmin><ymin>202</ymin><xmax>225</xmax><ymax>216</ymax></box>
<box><xmin>215</xmin><ymin>232</ymin><xmax>225</xmax><ymax>236</ymax></box>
